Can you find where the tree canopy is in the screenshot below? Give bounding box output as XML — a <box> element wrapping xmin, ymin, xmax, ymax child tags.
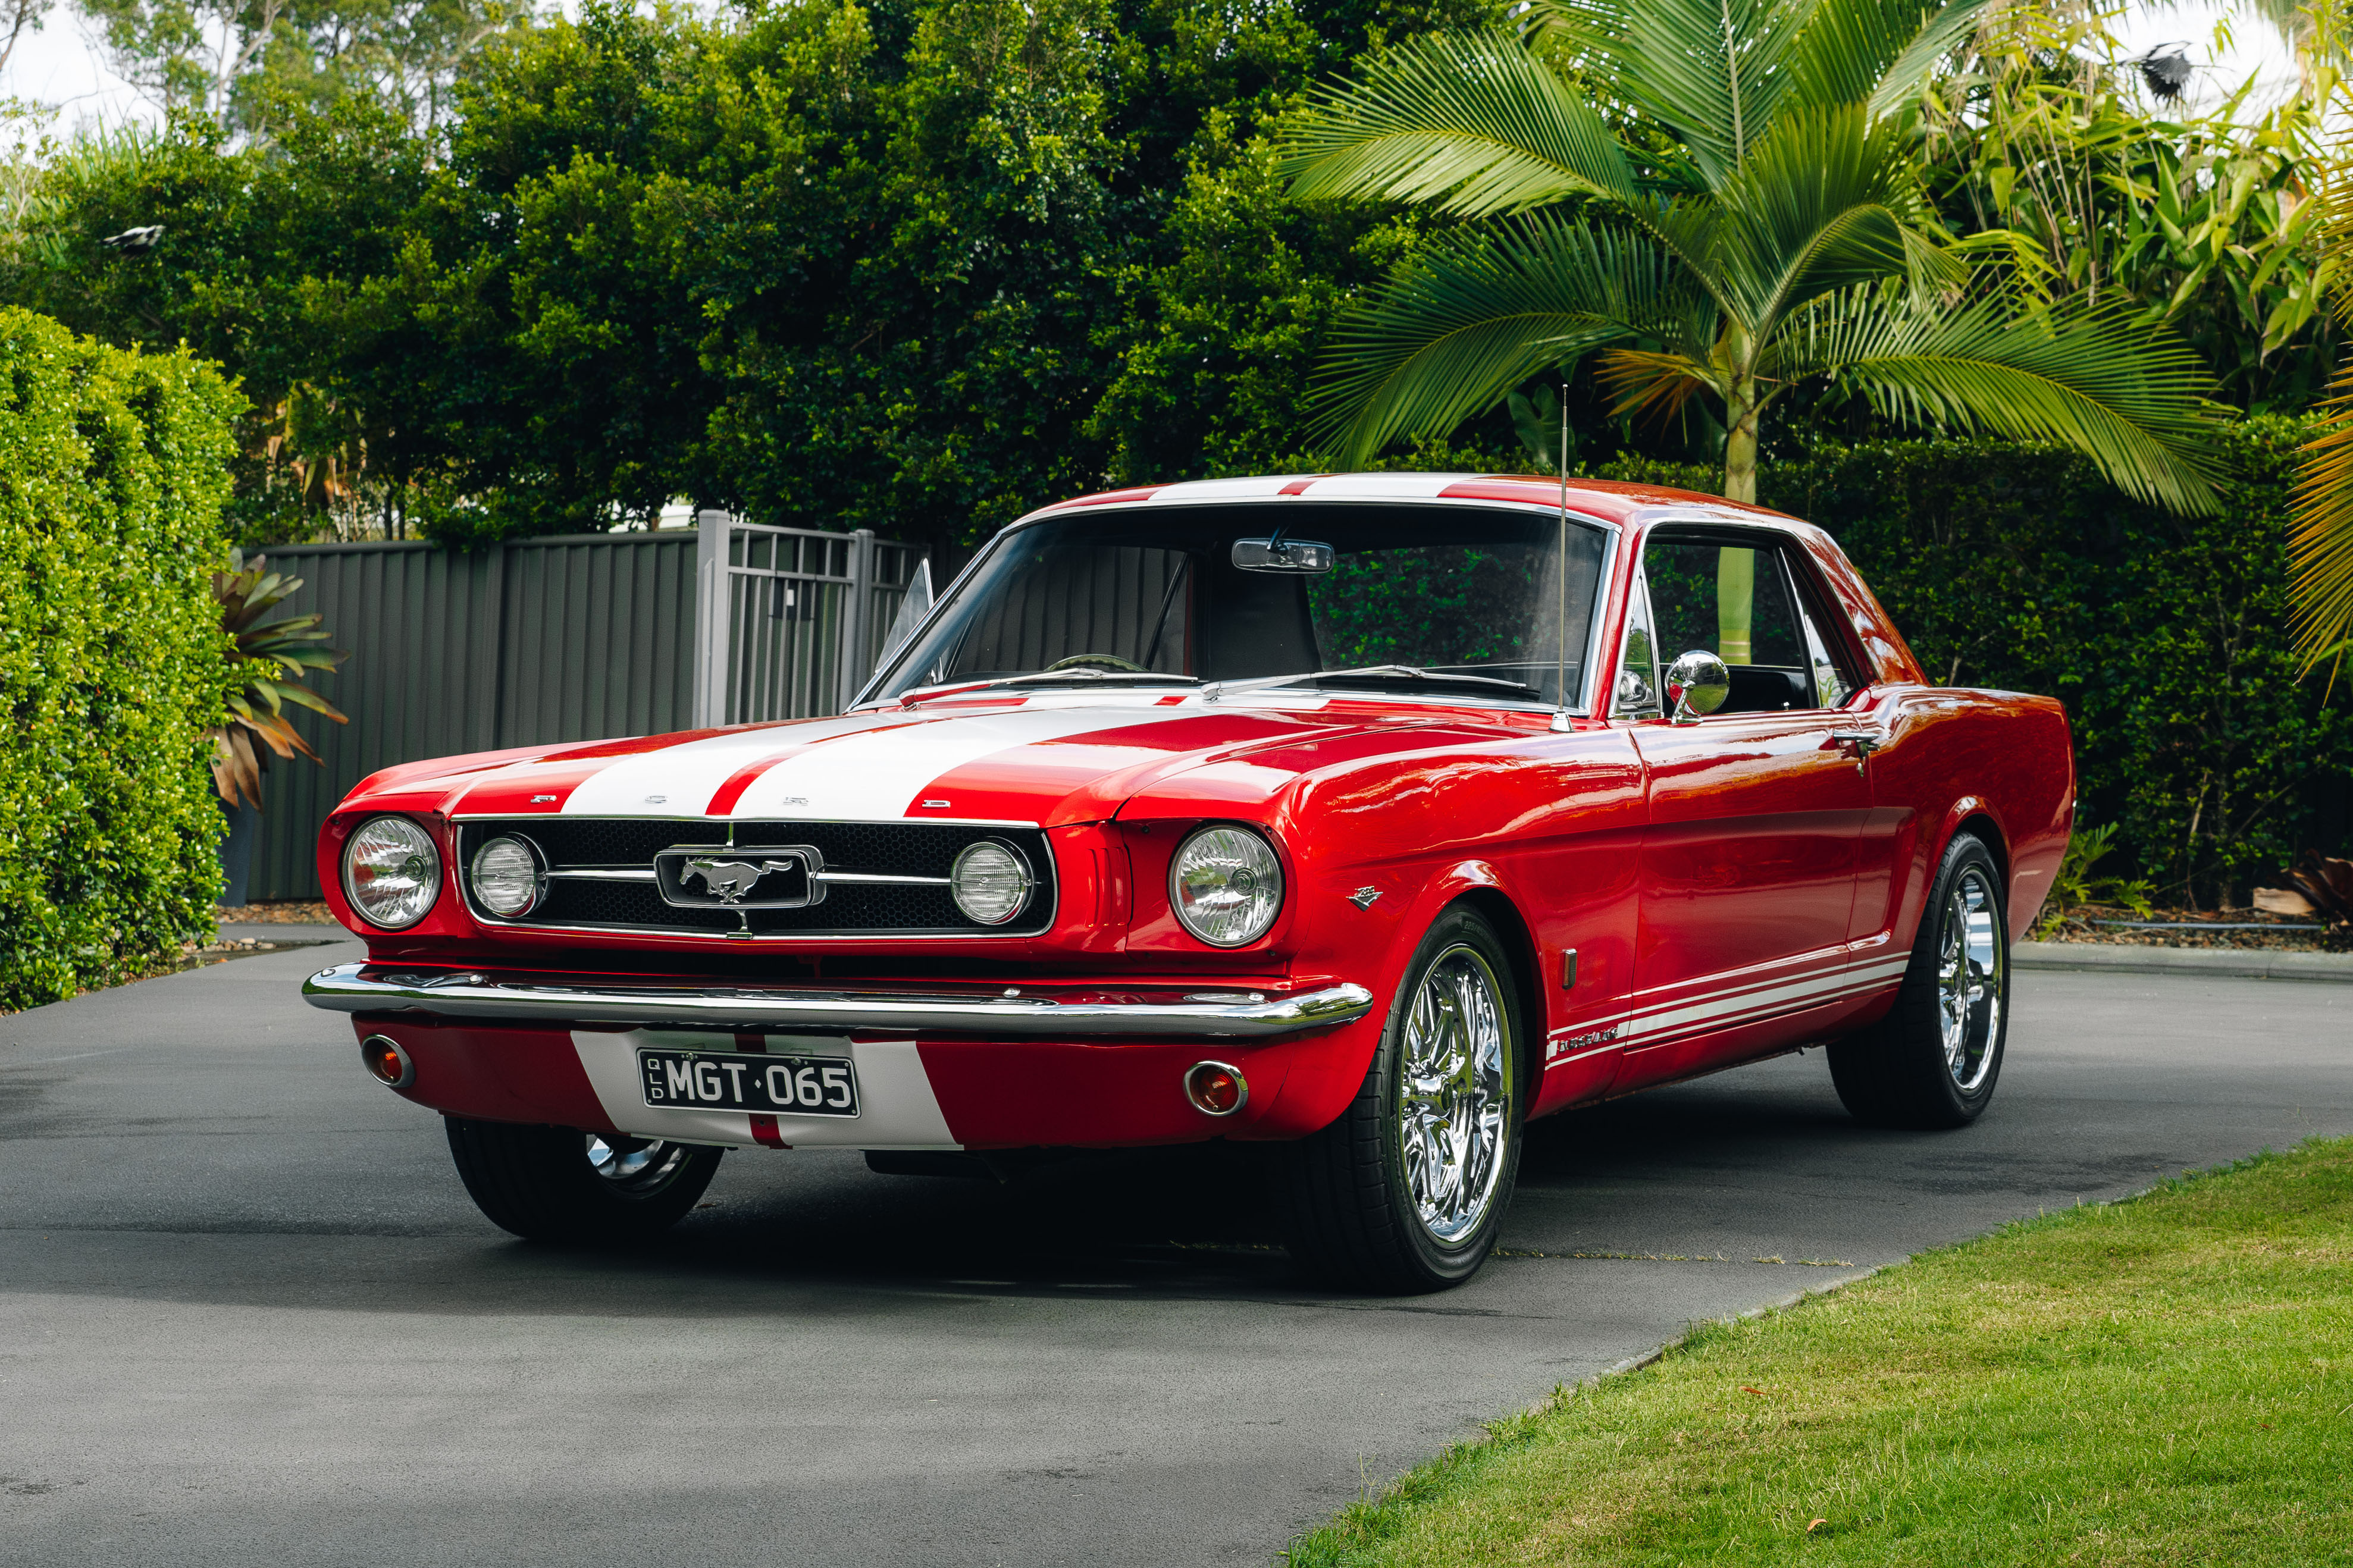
<box><xmin>0</xmin><ymin>0</ymin><xmax>2338</xmax><ymax>555</ymax></box>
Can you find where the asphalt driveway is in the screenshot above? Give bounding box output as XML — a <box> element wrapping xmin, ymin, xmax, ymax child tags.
<box><xmin>2</xmin><ymin>930</ymin><xmax>2347</xmax><ymax>1566</ymax></box>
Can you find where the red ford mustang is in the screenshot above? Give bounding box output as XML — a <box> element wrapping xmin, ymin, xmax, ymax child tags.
<box><xmin>304</xmin><ymin>473</ymin><xmax>2072</xmax><ymax>1292</ymax></box>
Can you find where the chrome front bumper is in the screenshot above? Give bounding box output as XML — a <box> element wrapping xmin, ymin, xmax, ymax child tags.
<box><xmin>301</xmin><ymin>964</ymin><xmax>1377</xmax><ymax>1039</ymax></box>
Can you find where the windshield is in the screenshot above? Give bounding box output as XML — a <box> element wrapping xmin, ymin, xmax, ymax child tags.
<box><xmin>870</xmin><ymin>503</ymin><xmax>1611</xmax><ymax>707</ymax></box>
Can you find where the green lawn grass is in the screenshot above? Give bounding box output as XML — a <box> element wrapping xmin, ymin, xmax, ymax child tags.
<box><xmin>1285</xmin><ymin>1138</ymin><xmax>2353</xmax><ymax>1566</ymax></box>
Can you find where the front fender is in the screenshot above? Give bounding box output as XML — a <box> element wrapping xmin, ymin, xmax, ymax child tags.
<box><xmin>1237</xmin><ymin>858</ymin><xmax>1517</xmax><ymax>1141</ymax></box>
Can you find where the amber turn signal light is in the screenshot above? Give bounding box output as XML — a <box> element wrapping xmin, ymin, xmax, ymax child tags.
<box><xmin>360</xmin><ymin>1034</ymin><xmax>415</xmax><ymax>1090</ymax></box>
<box><xmin>1183</xmin><ymin>1060</ymin><xmax>1248</xmax><ymax>1117</ymax></box>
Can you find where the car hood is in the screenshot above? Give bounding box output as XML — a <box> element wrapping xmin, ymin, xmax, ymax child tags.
<box><xmin>346</xmin><ymin>692</ymin><xmax>1542</xmax><ymax>827</ymax></box>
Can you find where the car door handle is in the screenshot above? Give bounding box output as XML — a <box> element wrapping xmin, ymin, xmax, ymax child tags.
<box><xmin>1829</xmin><ymin>730</ymin><xmax>1882</xmax><ymax>757</ymax></box>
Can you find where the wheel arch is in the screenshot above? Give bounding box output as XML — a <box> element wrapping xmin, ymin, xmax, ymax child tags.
<box><xmin>1894</xmin><ymin>798</ymin><xmax>2014</xmax><ymax>955</ymax></box>
<box><xmin>1449</xmin><ymin>885</ymin><xmax>1546</xmax><ymax>1111</ymax></box>
<box><xmin>1953</xmin><ymin>809</ymin><xmax>2010</xmax><ymax>889</ymax></box>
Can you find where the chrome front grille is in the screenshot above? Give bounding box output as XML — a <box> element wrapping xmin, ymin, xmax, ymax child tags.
<box><xmin>455</xmin><ymin>819</ymin><xmax>1056</xmax><ymax>937</ymax></box>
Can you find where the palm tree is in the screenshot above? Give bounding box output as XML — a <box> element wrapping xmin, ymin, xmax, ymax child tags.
<box><xmin>1281</xmin><ymin>0</ymin><xmax>2223</xmax><ymax>513</ymax></box>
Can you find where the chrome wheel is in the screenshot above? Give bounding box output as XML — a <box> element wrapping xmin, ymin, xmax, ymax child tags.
<box><xmin>585</xmin><ymin>1134</ymin><xmax>692</xmax><ymax>1194</ymax></box>
<box><xmin>1397</xmin><ymin>945</ymin><xmax>1514</xmax><ymax>1244</ymax></box>
<box><xmin>1938</xmin><ymin>866</ymin><xmax>2004</xmax><ymax>1093</ymax></box>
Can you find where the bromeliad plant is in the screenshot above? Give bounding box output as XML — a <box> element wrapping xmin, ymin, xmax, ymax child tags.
<box><xmin>2032</xmin><ymin>820</ymin><xmax>2155</xmax><ymax>936</ymax></box>
<box><xmin>208</xmin><ymin>549</ymin><xmax>349</xmax><ymax>810</ymax></box>
<box><xmin>1281</xmin><ymin>0</ymin><xmax>2226</xmax><ymax>512</ymax></box>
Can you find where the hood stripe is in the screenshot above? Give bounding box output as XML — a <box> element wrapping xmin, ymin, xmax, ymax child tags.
<box><xmin>560</xmin><ymin>717</ymin><xmax>884</xmax><ymax>817</ymax></box>
<box><xmin>728</xmin><ymin>704</ymin><xmax>1211</xmax><ymax>819</ymax></box>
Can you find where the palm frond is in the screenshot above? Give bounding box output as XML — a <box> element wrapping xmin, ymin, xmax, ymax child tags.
<box><xmin>1311</xmin><ymin>217</ymin><xmax>1709</xmax><ymax>466</ymax></box>
<box><xmin>1596</xmin><ymin>349</ymin><xmax>1722</xmax><ymax>423</ymax></box>
<box><xmin>1282</xmin><ymin>32</ymin><xmax>1635</xmax><ymax>217</ymax></box>
<box><xmin>2291</xmin><ymin>360</ymin><xmax>2353</xmax><ymax>664</ymax></box>
<box><xmin>1777</xmin><ymin>0</ymin><xmax>1995</xmax><ymax>117</ymax></box>
<box><xmin>2289</xmin><ymin>158</ymin><xmax>2353</xmax><ymax>664</ymax></box>
<box><xmin>1766</xmin><ymin>286</ymin><xmax>2226</xmax><ymax>514</ymax></box>
<box><xmin>1616</xmin><ymin>0</ymin><xmax>1817</xmax><ymax>187</ymax></box>
<box><xmin>1518</xmin><ymin>0</ymin><xmax>1633</xmax><ymax>58</ymax></box>
<box><xmin>1712</xmin><ymin>103</ymin><xmax>1947</xmax><ymax>333</ymax></box>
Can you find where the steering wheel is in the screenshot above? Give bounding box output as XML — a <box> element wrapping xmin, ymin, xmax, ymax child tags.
<box><xmin>1043</xmin><ymin>654</ymin><xmax>1150</xmax><ymax>673</ymax></box>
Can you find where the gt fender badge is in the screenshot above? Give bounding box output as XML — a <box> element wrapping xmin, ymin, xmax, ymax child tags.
<box><xmin>1548</xmin><ymin>1024</ymin><xmax>1620</xmax><ymax>1061</ymax></box>
<box><xmin>1349</xmin><ymin>886</ymin><xmax>1380</xmax><ymax>910</ymax></box>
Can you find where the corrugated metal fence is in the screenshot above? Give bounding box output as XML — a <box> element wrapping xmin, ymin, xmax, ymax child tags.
<box><xmin>250</xmin><ymin>518</ymin><xmax>923</xmax><ymax>901</ymax></box>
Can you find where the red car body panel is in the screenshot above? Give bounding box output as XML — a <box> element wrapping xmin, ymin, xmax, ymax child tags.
<box><xmin>308</xmin><ymin>475</ymin><xmax>2073</xmax><ymax>1152</ymax></box>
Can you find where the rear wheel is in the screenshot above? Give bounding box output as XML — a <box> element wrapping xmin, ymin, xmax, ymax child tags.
<box><xmin>1279</xmin><ymin>906</ymin><xmax>1524</xmax><ymax>1293</ymax></box>
<box><xmin>444</xmin><ymin>1118</ymin><xmax>723</xmax><ymax>1242</ymax></box>
<box><xmin>1829</xmin><ymin>832</ymin><xmax>2009</xmax><ymax>1129</ymax></box>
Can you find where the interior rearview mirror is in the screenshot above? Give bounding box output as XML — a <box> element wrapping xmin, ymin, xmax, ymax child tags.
<box><xmin>1664</xmin><ymin>650</ymin><xmax>1730</xmax><ymax>724</ymax></box>
<box><xmin>1232</xmin><ymin>538</ymin><xmax>1334</xmax><ymax>574</ymax></box>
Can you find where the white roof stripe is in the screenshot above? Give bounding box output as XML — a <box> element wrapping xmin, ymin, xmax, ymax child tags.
<box><xmin>1289</xmin><ymin>473</ymin><xmax>1473</xmax><ymax>500</ymax></box>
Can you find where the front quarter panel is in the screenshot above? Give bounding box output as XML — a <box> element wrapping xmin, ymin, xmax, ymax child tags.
<box><xmin>1119</xmin><ymin>721</ymin><xmax>1647</xmax><ymax>1134</ymax></box>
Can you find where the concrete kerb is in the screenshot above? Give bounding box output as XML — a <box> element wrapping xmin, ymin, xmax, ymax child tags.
<box><xmin>2014</xmin><ymin>940</ymin><xmax>2353</xmax><ymax>983</ymax></box>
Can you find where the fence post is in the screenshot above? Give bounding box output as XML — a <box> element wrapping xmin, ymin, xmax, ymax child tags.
<box><xmin>839</xmin><ymin>528</ymin><xmax>876</xmax><ymax>713</ymax></box>
<box><xmin>693</xmin><ymin>510</ymin><xmax>731</xmax><ymax>728</ymax></box>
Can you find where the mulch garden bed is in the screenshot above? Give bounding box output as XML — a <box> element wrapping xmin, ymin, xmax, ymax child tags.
<box><xmin>2035</xmin><ymin>906</ymin><xmax>2352</xmax><ymax>953</ymax></box>
<box><xmin>216</xmin><ymin>901</ymin><xmax>337</xmax><ymax>924</ymax></box>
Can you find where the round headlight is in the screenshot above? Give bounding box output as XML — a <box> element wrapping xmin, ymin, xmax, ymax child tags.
<box><xmin>470</xmin><ymin>835</ymin><xmax>543</xmax><ymax>918</ymax></box>
<box><xmin>951</xmin><ymin>839</ymin><xmax>1033</xmax><ymax>926</ymax></box>
<box><xmin>342</xmin><ymin>815</ymin><xmax>443</xmax><ymax>930</ymax></box>
<box><xmin>1170</xmin><ymin>824</ymin><xmax>1284</xmax><ymax>947</ymax></box>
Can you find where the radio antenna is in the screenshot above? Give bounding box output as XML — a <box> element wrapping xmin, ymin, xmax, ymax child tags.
<box><xmin>1553</xmin><ymin>382</ymin><xmax>1570</xmax><ymax>731</ymax></box>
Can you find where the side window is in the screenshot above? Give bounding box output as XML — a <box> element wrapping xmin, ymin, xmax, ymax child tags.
<box><xmin>1787</xmin><ymin>557</ymin><xmax>1865</xmax><ymax>708</ymax></box>
<box><xmin>1640</xmin><ymin>531</ymin><xmax>1818</xmax><ymax>714</ymax></box>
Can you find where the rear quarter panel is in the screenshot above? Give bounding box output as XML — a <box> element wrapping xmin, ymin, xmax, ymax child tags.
<box><xmin>1860</xmin><ymin>688</ymin><xmax>2075</xmax><ymax>951</ymax></box>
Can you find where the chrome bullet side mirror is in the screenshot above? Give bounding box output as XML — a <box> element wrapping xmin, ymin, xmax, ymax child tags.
<box><xmin>1664</xmin><ymin>650</ymin><xmax>1730</xmax><ymax>724</ymax></box>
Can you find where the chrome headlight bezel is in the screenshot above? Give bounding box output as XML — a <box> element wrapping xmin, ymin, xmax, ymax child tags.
<box><xmin>468</xmin><ymin>833</ymin><xmax>546</xmax><ymax>919</ymax></box>
<box><xmin>341</xmin><ymin>814</ymin><xmax>444</xmax><ymax>930</ymax></box>
<box><xmin>1168</xmin><ymin>823</ymin><xmax>1286</xmax><ymax>948</ymax></box>
<box><xmin>950</xmin><ymin>838</ymin><xmax>1036</xmax><ymax>926</ymax></box>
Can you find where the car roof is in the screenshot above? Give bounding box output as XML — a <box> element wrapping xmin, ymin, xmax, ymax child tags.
<box><xmin>1018</xmin><ymin>472</ymin><xmax>1806</xmax><ymax>531</ymax></box>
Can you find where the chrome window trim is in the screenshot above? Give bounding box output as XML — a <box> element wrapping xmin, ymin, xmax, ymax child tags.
<box><xmin>1622</xmin><ymin>514</ymin><xmax>1845</xmax><ymax>719</ymax></box>
<box><xmin>1605</xmin><ymin>563</ymin><xmax>1663</xmax><ymax>723</ymax></box>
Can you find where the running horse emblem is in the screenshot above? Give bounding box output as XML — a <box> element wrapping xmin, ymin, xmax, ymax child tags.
<box><xmin>682</xmin><ymin>857</ymin><xmax>804</xmax><ymax>904</ymax></box>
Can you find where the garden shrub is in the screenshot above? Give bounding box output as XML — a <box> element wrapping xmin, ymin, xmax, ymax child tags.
<box><xmin>1596</xmin><ymin>420</ymin><xmax>2349</xmax><ymax>903</ymax></box>
<box><xmin>0</xmin><ymin>307</ymin><xmax>241</xmax><ymax>1011</ymax></box>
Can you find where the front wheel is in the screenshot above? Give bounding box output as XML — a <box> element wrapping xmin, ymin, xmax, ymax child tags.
<box><xmin>1279</xmin><ymin>906</ymin><xmax>1525</xmax><ymax>1293</ymax></box>
<box><xmin>444</xmin><ymin>1118</ymin><xmax>723</xmax><ymax>1242</ymax></box>
<box><xmin>1828</xmin><ymin>830</ymin><xmax>2010</xmax><ymax>1129</ymax></box>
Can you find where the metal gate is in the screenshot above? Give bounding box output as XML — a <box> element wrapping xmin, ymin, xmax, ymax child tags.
<box><xmin>691</xmin><ymin>512</ymin><xmax>930</xmax><ymax>726</ymax></box>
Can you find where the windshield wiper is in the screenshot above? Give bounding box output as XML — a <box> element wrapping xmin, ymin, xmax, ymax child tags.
<box><xmin>896</xmin><ymin>669</ymin><xmax>1201</xmax><ymax>707</ymax></box>
<box><xmin>1219</xmin><ymin>664</ymin><xmax>1545</xmax><ymax>702</ymax></box>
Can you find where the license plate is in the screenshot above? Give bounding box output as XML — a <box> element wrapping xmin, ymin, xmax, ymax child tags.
<box><xmin>637</xmin><ymin>1048</ymin><xmax>860</xmax><ymax>1117</ymax></box>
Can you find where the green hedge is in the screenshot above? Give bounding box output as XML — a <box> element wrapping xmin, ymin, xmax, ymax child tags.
<box><xmin>0</xmin><ymin>308</ymin><xmax>241</xmax><ymax>1012</ymax></box>
<box><xmin>1597</xmin><ymin>418</ymin><xmax>2349</xmax><ymax>904</ymax></box>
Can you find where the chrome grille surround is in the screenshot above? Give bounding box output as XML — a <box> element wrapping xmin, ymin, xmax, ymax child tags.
<box><xmin>452</xmin><ymin>817</ymin><xmax>1058</xmax><ymax>939</ymax></box>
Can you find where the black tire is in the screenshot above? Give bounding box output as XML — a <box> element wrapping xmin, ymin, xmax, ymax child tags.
<box><xmin>1828</xmin><ymin>831</ymin><xmax>2010</xmax><ymax>1130</ymax></box>
<box><xmin>444</xmin><ymin>1118</ymin><xmax>723</xmax><ymax>1242</ymax></box>
<box><xmin>1279</xmin><ymin>905</ymin><xmax>1527</xmax><ymax>1294</ymax></box>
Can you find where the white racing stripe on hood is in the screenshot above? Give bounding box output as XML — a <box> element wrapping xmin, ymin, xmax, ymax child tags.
<box><xmin>729</xmin><ymin>703</ymin><xmax>1201</xmax><ymax>819</ymax></box>
<box><xmin>559</xmin><ymin>717</ymin><xmax>882</xmax><ymax>817</ymax></box>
